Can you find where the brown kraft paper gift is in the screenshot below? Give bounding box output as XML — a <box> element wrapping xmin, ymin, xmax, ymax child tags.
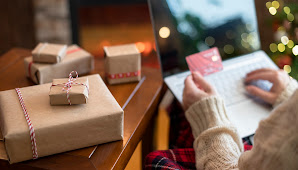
<box><xmin>32</xmin><ymin>43</ymin><xmax>67</xmax><ymax>63</ymax></box>
<box><xmin>24</xmin><ymin>45</ymin><xmax>94</xmax><ymax>84</ymax></box>
<box><xmin>0</xmin><ymin>74</ymin><xmax>123</xmax><ymax>163</ymax></box>
<box><xmin>50</xmin><ymin>76</ymin><xmax>89</xmax><ymax>105</ymax></box>
<box><xmin>104</xmin><ymin>44</ymin><xmax>141</xmax><ymax>85</ymax></box>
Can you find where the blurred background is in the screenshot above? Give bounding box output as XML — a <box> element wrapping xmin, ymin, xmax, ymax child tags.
<box><xmin>0</xmin><ymin>0</ymin><xmax>297</xmax><ymax>74</ymax></box>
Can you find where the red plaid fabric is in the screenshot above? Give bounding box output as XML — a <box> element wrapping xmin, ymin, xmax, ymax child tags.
<box><xmin>145</xmin><ymin>149</ymin><xmax>195</xmax><ymax>170</ymax></box>
<box><xmin>168</xmin><ymin>99</ymin><xmax>194</xmax><ymax>149</ymax></box>
<box><xmin>145</xmin><ymin>99</ymin><xmax>253</xmax><ymax>170</ymax></box>
<box><xmin>145</xmin><ymin>144</ymin><xmax>252</xmax><ymax>170</ymax></box>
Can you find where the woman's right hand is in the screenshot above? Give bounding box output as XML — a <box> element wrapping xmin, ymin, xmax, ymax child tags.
<box><xmin>183</xmin><ymin>72</ymin><xmax>216</xmax><ymax>110</ymax></box>
<box><xmin>245</xmin><ymin>68</ymin><xmax>290</xmax><ymax>105</ymax></box>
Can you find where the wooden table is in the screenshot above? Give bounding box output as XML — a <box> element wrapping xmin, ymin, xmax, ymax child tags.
<box><xmin>0</xmin><ymin>48</ymin><xmax>164</xmax><ymax>169</ymax></box>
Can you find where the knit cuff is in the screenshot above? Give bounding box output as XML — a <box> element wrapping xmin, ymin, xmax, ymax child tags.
<box><xmin>185</xmin><ymin>96</ymin><xmax>231</xmax><ymax>138</ymax></box>
<box><xmin>273</xmin><ymin>78</ymin><xmax>298</xmax><ymax>107</ymax></box>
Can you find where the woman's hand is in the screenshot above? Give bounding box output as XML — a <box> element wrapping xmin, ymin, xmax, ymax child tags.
<box><xmin>245</xmin><ymin>68</ymin><xmax>290</xmax><ymax>105</ymax></box>
<box><xmin>183</xmin><ymin>72</ymin><xmax>216</xmax><ymax>110</ymax></box>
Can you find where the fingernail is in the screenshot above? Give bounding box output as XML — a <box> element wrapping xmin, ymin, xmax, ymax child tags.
<box><xmin>193</xmin><ymin>71</ymin><xmax>201</xmax><ymax>76</ymax></box>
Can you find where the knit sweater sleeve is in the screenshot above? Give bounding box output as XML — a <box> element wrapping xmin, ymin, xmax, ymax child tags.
<box><xmin>273</xmin><ymin>78</ymin><xmax>298</xmax><ymax>107</ymax></box>
<box><xmin>185</xmin><ymin>79</ymin><xmax>298</xmax><ymax>170</ymax></box>
<box><xmin>185</xmin><ymin>96</ymin><xmax>243</xmax><ymax>170</ymax></box>
<box><xmin>238</xmin><ymin>89</ymin><xmax>298</xmax><ymax>170</ymax></box>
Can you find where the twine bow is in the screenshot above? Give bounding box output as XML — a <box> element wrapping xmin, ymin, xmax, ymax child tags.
<box><xmin>52</xmin><ymin>71</ymin><xmax>89</xmax><ymax>105</ymax></box>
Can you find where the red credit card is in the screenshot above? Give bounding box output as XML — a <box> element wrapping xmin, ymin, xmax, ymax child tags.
<box><xmin>186</xmin><ymin>47</ymin><xmax>223</xmax><ymax>76</ymax></box>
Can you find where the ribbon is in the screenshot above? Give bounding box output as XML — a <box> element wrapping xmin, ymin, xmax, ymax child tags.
<box><xmin>51</xmin><ymin>71</ymin><xmax>89</xmax><ymax>105</ymax></box>
<box><xmin>15</xmin><ymin>88</ymin><xmax>38</xmax><ymax>159</ymax></box>
<box><xmin>107</xmin><ymin>70</ymin><xmax>141</xmax><ymax>79</ymax></box>
<box><xmin>37</xmin><ymin>43</ymin><xmax>48</xmax><ymax>59</ymax></box>
<box><xmin>57</xmin><ymin>45</ymin><xmax>68</xmax><ymax>62</ymax></box>
<box><xmin>66</xmin><ymin>47</ymin><xmax>81</xmax><ymax>55</ymax></box>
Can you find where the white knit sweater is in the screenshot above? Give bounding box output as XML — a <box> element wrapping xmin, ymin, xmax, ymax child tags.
<box><xmin>185</xmin><ymin>79</ymin><xmax>298</xmax><ymax>170</ymax></box>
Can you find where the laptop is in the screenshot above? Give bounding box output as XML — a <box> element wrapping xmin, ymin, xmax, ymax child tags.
<box><xmin>148</xmin><ymin>0</ymin><xmax>278</xmax><ymax>138</ymax></box>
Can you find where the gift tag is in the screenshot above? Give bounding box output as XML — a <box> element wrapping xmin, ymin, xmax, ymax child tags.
<box><xmin>186</xmin><ymin>47</ymin><xmax>223</xmax><ymax>76</ymax></box>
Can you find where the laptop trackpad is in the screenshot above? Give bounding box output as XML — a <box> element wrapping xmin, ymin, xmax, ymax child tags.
<box><xmin>226</xmin><ymin>100</ymin><xmax>271</xmax><ymax>138</ymax></box>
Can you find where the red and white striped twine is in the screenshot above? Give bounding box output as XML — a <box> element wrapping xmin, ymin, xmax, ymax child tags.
<box><xmin>51</xmin><ymin>71</ymin><xmax>89</xmax><ymax>105</ymax></box>
<box><xmin>15</xmin><ymin>88</ymin><xmax>38</xmax><ymax>159</ymax></box>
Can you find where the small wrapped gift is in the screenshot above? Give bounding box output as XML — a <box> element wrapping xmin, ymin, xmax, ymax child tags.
<box><xmin>0</xmin><ymin>74</ymin><xmax>123</xmax><ymax>163</ymax></box>
<box><xmin>24</xmin><ymin>45</ymin><xmax>94</xmax><ymax>84</ymax></box>
<box><xmin>104</xmin><ymin>44</ymin><xmax>141</xmax><ymax>85</ymax></box>
<box><xmin>49</xmin><ymin>71</ymin><xmax>89</xmax><ymax>105</ymax></box>
<box><xmin>32</xmin><ymin>43</ymin><xmax>67</xmax><ymax>63</ymax></box>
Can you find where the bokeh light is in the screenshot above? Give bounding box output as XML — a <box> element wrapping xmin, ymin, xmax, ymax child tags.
<box><xmin>241</xmin><ymin>33</ymin><xmax>248</xmax><ymax>41</ymax></box>
<box><xmin>266</xmin><ymin>2</ymin><xmax>272</xmax><ymax>9</ymax></box>
<box><xmin>270</xmin><ymin>43</ymin><xmax>278</xmax><ymax>52</ymax></box>
<box><xmin>205</xmin><ymin>36</ymin><xmax>215</xmax><ymax>46</ymax></box>
<box><xmin>283</xmin><ymin>65</ymin><xmax>291</xmax><ymax>73</ymax></box>
<box><xmin>281</xmin><ymin>36</ymin><xmax>289</xmax><ymax>45</ymax></box>
<box><xmin>283</xmin><ymin>6</ymin><xmax>291</xmax><ymax>14</ymax></box>
<box><xmin>100</xmin><ymin>40</ymin><xmax>111</xmax><ymax>47</ymax></box>
<box><xmin>224</xmin><ymin>45</ymin><xmax>234</xmax><ymax>54</ymax></box>
<box><xmin>277</xmin><ymin>26</ymin><xmax>285</xmax><ymax>31</ymax></box>
<box><xmin>272</xmin><ymin>1</ymin><xmax>280</xmax><ymax>9</ymax></box>
<box><xmin>143</xmin><ymin>41</ymin><xmax>153</xmax><ymax>55</ymax></box>
<box><xmin>159</xmin><ymin>27</ymin><xmax>170</xmax><ymax>38</ymax></box>
<box><xmin>287</xmin><ymin>13</ymin><xmax>294</xmax><ymax>22</ymax></box>
<box><xmin>241</xmin><ymin>40</ymin><xmax>250</xmax><ymax>49</ymax></box>
<box><xmin>278</xmin><ymin>43</ymin><xmax>285</xmax><ymax>52</ymax></box>
<box><xmin>135</xmin><ymin>42</ymin><xmax>145</xmax><ymax>53</ymax></box>
<box><xmin>269</xmin><ymin>7</ymin><xmax>277</xmax><ymax>15</ymax></box>
<box><xmin>293</xmin><ymin>45</ymin><xmax>298</xmax><ymax>56</ymax></box>
<box><xmin>287</xmin><ymin>40</ymin><xmax>294</xmax><ymax>48</ymax></box>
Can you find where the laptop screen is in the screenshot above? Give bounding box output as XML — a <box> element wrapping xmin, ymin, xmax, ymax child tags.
<box><xmin>148</xmin><ymin>0</ymin><xmax>261</xmax><ymax>77</ymax></box>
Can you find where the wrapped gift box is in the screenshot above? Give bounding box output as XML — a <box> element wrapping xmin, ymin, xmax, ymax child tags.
<box><xmin>0</xmin><ymin>74</ymin><xmax>123</xmax><ymax>163</ymax></box>
<box><xmin>104</xmin><ymin>44</ymin><xmax>141</xmax><ymax>85</ymax></box>
<box><xmin>50</xmin><ymin>76</ymin><xmax>89</xmax><ymax>105</ymax></box>
<box><xmin>32</xmin><ymin>43</ymin><xmax>67</xmax><ymax>63</ymax></box>
<box><xmin>24</xmin><ymin>45</ymin><xmax>94</xmax><ymax>84</ymax></box>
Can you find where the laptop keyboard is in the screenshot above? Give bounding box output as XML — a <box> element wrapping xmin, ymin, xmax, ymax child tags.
<box><xmin>176</xmin><ymin>61</ymin><xmax>273</xmax><ymax>106</ymax></box>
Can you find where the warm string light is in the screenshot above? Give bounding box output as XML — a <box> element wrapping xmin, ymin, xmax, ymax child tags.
<box><xmin>283</xmin><ymin>6</ymin><xmax>290</xmax><ymax>14</ymax></box>
<box><xmin>135</xmin><ymin>41</ymin><xmax>153</xmax><ymax>55</ymax></box>
<box><xmin>281</xmin><ymin>36</ymin><xmax>289</xmax><ymax>45</ymax></box>
<box><xmin>269</xmin><ymin>7</ymin><xmax>277</xmax><ymax>15</ymax></box>
<box><xmin>293</xmin><ymin>45</ymin><xmax>298</xmax><ymax>56</ymax></box>
<box><xmin>266</xmin><ymin>0</ymin><xmax>297</xmax><ymax>78</ymax></box>
<box><xmin>267</xmin><ymin>1</ymin><xmax>297</xmax><ymax>55</ymax></box>
<box><xmin>270</xmin><ymin>43</ymin><xmax>278</xmax><ymax>52</ymax></box>
<box><xmin>159</xmin><ymin>27</ymin><xmax>170</xmax><ymax>38</ymax></box>
<box><xmin>278</xmin><ymin>43</ymin><xmax>286</xmax><ymax>52</ymax></box>
<box><xmin>287</xmin><ymin>13</ymin><xmax>294</xmax><ymax>22</ymax></box>
<box><xmin>271</xmin><ymin>1</ymin><xmax>280</xmax><ymax>9</ymax></box>
<box><xmin>287</xmin><ymin>40</ymin><xmax>294</xmax><ymax>48</ymax></box>
<box><xmin>284</xmin><ymin>65</ymin><xmax>291</xmax><ymax>73</ymax></box>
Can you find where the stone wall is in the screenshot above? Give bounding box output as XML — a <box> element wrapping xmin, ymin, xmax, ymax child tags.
<box><xmin>33</xmin><ymin>0</ymin><xmax>71</xmax><ymax>44</ymax></box>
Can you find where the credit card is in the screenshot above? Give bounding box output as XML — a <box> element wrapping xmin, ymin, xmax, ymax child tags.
<box><xmin>186</xmin><ymin>47</ymin><xmax>223</xmax><ymax>76</ymax></box>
